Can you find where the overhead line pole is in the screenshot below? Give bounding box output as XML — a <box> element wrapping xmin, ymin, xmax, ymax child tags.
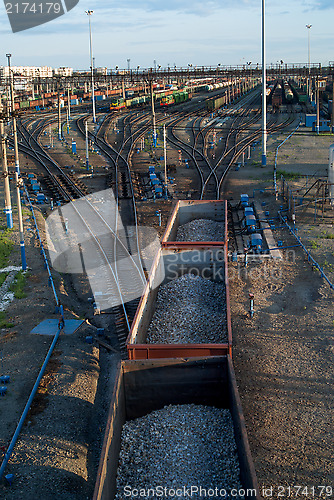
<box><xmin>163</xmin><ymin>123</ymin><xmax>167</xmax><ymax>199</ymax></box>
<box><xmin>85</xmin><ymin>120</ymin><xmax>90</xmax><ymax>170</ymax></box>
<box><xmin>150</xmin><ymin>79</ymin><xmax>157</xmax><ymax>148</ymax></box>
<box><xmin>261</xmin><ymin>0</ymin><xmax>267</xmax><ymax>167</ymax></box>
<box><xmin>306</xmin><ymin>25</ymin><xmax>312</xmax><ymax>101</ymax></box>
<box><xmin>0</xmin><ymin>96</ymin><xmax>13</xmax><ymax>229</ymax></box>
<box><xmin>86</xmin><ymin>10</ymin><xmax>96</xmax><ymax>123</ymax></box>
<box><xmin>57</xmin><ymin>87</ymin><xmax>62</xmax><ymax>141</ymax></box>
<box><xmin>6</xmin><ymin>53</ymin><xmax>26</xmax><ymax>269</ymax></box>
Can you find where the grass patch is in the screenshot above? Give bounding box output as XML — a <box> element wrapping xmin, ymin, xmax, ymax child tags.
<box><xmin>324</xmin><ymin>260</ymin><xmax>334</xmax><ymax>271</ymax></box>
<box><xmin>317</xmin><ymin>232</ymin><xmax>334</xmax><ymax>240</ymax></box>
<box><xmin>0</xmin><ymin>230</ymin><xmax>14</xmax><ymax>268</ymax></box>
<box><xmin>277</xmin><ymin>170</ymin><xmax>302</xmax><ymax>180</ymax></box>
<box><xmin>0</xmin><ymin>311</ymin><xmax>14</xmax><ymax>329</ymax></box>
<box><xmin>310</xmin><ymin>239</ymin><xmax>321</xmax><ymax>249</ymax></box>
<box><xmin>10</xmin><ymin>271</ymin><xmax>28</xmax><ymax>299</ymax></box>
<box><xmin>0</xmin><ymin>272</ymin><xmax>9</xmax><ymax>287</ymax></box>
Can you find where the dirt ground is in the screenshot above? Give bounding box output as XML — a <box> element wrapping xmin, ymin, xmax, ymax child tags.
<box><xmin>0</xmin><ymin>117</ymin><xmax>120</xmax><ymax>499</ymax></box>
<box><xmin>226</xmin><ymin>115</ymin><xmax>334</xmax><ymax>496</ymax></box>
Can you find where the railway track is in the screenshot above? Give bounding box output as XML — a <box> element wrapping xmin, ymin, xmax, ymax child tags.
<box><xmin>12</xmin><ymin>112</ymin><xmax>147</xmax><ymax>355</ymax></box>
<box><xmin>76</xmin><ymin>112</ymin><xmax>152</xmax><ymax>353</ymax></box>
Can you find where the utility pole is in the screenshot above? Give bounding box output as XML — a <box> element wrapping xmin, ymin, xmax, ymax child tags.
<box><xmin>332</xmin><ymin>76</ymin><xmax>334</xmax><ymax>133</ymax></box>
<box><xmin>49</xmin><ymin>124</ymin><xmax>53</xmax><ymax>148</ymax></box>
<box><xmin>150</xmin><ymin>79</ymin><xmax>157</xmax><ymax>148</ymax></box>
<box><xmin>6</xmin><ymin>54</ymin><xmax>26</xmax><ymax>269</ymax></box>
<box><xmin>66</xmin><ymin>108</ymin><xmax>70</xmax><ymax>135</ymax></box>
<box><xmin>67</xmin><ymin>86</ymin><xmax>71</xmax><ymax>119</ymax></box>
<box><xmin>0</xmin><ymin>97</ymin><xmax>13</xmax><ymax>229</ymax></box>
<box><xmin>316</xmin><ymin>76</ymin><xmax>320</xmax><ymax>135</ymax></box>
<box><xmin>261</xmin><ymin>0</ymin><xmax>267</xmax><ymax>167</ymax></box>
<box><xmin>57</xmin><ymin>88</ymin><xmax>62</xmax><ymax>141</ymax></box>
<box><xmin>86</xmin><ymin>10</ymin><xmax>96</xmax><ymax>123</ymax></box>
<box><xmin>306</xmin><ymin>25</ymin><xmax>312</xmax><ymax>100</ymax></box>
<box><xmin>85</xmin><ymin>120</ymin><xmax>89</xmax><ymax>170</ymax></box>
<box><xmin>163</xmin><ymin>124</ymin><xmax>167</xmax><ymax>199</ymax></box>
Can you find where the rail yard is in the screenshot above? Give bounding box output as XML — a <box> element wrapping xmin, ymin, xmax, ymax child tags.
<box><xmin>0</xmin><ymin>64</ymin><xmax>333</xmax><ymax>500</ymax></box>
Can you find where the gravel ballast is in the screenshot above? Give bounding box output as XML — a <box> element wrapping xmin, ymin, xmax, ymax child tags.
<box><xmin>146</xmin><ymin>273</ymin><xmax>227</xmax><ymax>344</ymax></box>
<box><xmin>115</xmin><ymin>404</ymin><xmax>244</xmax><ymax>499</ymax></box>
<box><xmin>176</xmin><ymin>219</ymin><xmax>226</xmax><ymax>242</ymax></box>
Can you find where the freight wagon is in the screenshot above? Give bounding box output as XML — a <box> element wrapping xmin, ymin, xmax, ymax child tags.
<box><xmin>126</xmin><ymin>246</ymin><xmax>231</xmax><ymax>359</ymax></box>
<box><xmin>289</xmin><ymin>81</ymin><xmax>308</xmax><ymax>104</ymax></box>
<box><xmin>271</xmin><ymin>90</ymin><xmax>282</xmax><ymax>109</ymax></box>
<box><xmin>161</xmin><ymin>200</ymin><xmax>227</xmax><ymax>246</ymax></box>
<box><xmin>206</xmin><ymin>93</ymin><xmax>227</xmax><ymax>111</ymax></box>
<box><xmin>110</xmin><ymin>90</ymin><xmax>190</xmax><ymax>111</ymax></box>
<box><xmin>93</xmin><ymin>356</ymin><xmax>260</xmax><ymax>500</ymax></box>
<box><xmin>284</xmin><ymin>82</ymin><xmax>294</xmax><ymax>103</ymax></box>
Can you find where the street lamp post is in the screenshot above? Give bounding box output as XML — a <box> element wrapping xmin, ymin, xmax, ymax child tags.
<box><xmin>261</xmin><ymin>0</ymin><xmax>267</xmax><ymax>167</ymax></box>
<box><xmin>306</xmin><ymin>24</ymin><xmax>312</xmax><ymax>100</ymax></box>
<box><xmin>86</xmin><ymin>10</ymin><xmax>96</xmax><ymax>123</ymax></box>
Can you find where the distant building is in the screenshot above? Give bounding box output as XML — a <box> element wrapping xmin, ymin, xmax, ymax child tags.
<box><xmin>95</xmin><ymin>67</ymin><xmax>108</xmax><ymax>76</ymax></box>
<box><xmin>54</xmin><ymin>67</ymin><xmax>73</xmax><ymax>77</ymax></box>
<box><xmin>0</xmin><ymin>65</ymin><xmax>53</xmax><ymax>79</ymax></box>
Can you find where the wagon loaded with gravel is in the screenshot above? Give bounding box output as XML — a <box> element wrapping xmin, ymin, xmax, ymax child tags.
<box><xmin>126</xmin><ymin>247</ymin><xmax>232</xmax><ymax>359</ymax></box>
<box><xmin>93</xmin><ymin>357</ymin><xmax>260</xmax><ymax>500</ymax></box>
<box><xmin>161</xmin><ymin>200</ymin><xmax>228</xmax><ymax>247</ymax></box>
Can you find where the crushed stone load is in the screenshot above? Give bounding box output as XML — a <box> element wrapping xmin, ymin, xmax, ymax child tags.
<box><xmin>115</xmin><ymin>404</ymin><xmax>244</xmax><ymax>499</ymax></box>
<box><xmin>176</xmin><ymin>218</ymin><xmax>226</xmax><ymax>242</ymax></box>
<box><xmin>146</xmin><ymin>273</ymin><xmax>227</xmax><ymax>344</ymax></box>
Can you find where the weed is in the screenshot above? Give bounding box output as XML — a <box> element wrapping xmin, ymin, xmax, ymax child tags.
<box><xmin>0</xmin><ymin>232</ymin><xmax>14</xmax><ymax>268</ymax></box>
<box><xmin>0</xmin><ymin>312</ymin><xmax>14</xmax><ymax>329</ymax></box>
<box><xmin>0</xmin><ymin>272</ymin><xmax>9</xmax><ymax>287</ymax></box>
<box><xmin>10</xmin><ymin>271</ymin><xmax>28</xmax><ymax>299</ymax></box>
<box><xmin>277</xmin><ymin>170</ymin><xmax>302</xmax><ymax>180</ymax></box>
<box><xmin>310</xmin><ymin>239</ymin><xmax>320</xmax><ymax>249</ymax></box>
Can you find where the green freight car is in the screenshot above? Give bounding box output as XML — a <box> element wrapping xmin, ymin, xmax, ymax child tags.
<box><xmin>289</xmin><ymin>81</ymin><xmax>308</xmax><ymax>104</ymax></box>
<box><xmin>173</xmin><ymin>90</ymin><xmax>189</xmax><ymax>104</ymax></box>
<box><xmin>20</xmin><ymin>100</ymin><xmax>30</xmax><ymax>109</ymax></box>
<box><xmin>206</xmin><ymin>94</ymin><xmax>226</xmax><ymax>111</ymax></box>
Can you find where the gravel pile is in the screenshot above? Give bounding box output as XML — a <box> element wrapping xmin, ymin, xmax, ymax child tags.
<box><xmin>147</xmin><ymin>273</ymin><xmax>227</xmax><ymax>344</ymax></box>
<box><xmin>115</xmin><ymin>404</ymin><xmax>244</xmax><ymax>499</ymax></box>
<box><xmin>176</xmin><ymin>219</ymin><xmax>226</xmax><ymax>242</ymax></box>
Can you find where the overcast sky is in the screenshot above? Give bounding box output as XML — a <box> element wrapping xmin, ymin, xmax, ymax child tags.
<box><xmin>0</xmin><ymin>0</ymin><xmax>333</xmax><ymax>70</ymax></box>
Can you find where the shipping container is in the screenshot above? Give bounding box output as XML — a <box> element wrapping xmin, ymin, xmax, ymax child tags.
<box><xmin>93</xmin><ymin>356</ymin><xmax>260</xmax><ymax>500</ymax></box>
<box><xmin>126</xmin><ymin>246</ymin><xmax>231</xmax><ymax>359</ymax></box>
